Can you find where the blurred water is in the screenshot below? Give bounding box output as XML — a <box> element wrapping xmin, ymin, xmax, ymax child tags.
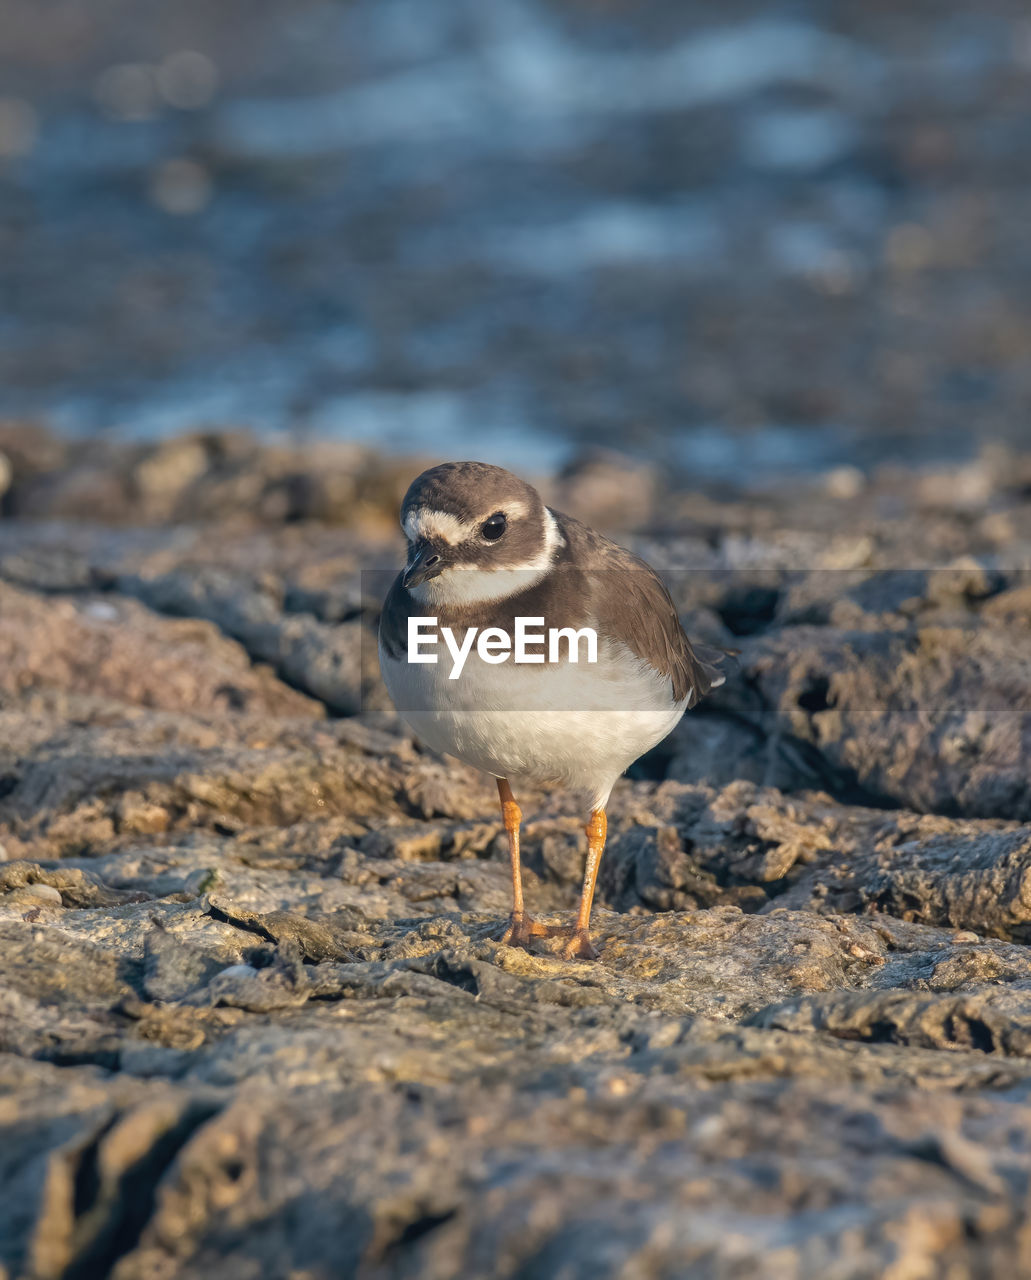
<box><xmin>2</xmin><ymin>0</ymin><xmax>1031</xmax><ymax>479</ymax></box>
<box><xmin>213</xmin><ymin>14</ymin><xmax>881</xmax><ymax>158</ymax></box>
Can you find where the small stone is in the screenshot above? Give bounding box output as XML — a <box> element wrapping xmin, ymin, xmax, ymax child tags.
<box><xmin>120</xmin><ymin>801</ymin><xmax>170</xmax><ymax>836</ymax></box>
<box><xmin>952</xmin><ymin>931</ymin><xmax>978</xmax><ymax>944</ymax></box>
<box><xmin>358</xmin><ymin>825</ymin><xmax>443</xmax><ymax>862</ymax></box>
<box><xmin>825</xmin><ymin>465</ymin><xmax>865</xmax><ymax>500</ymax></box>
<box><xmin>550</xmin><ymin>450</ymin><xmax>657</xmax><ymax>532</ymax></box>
<box><xmin>23</xmin><ymin>883</ymin><xmax>62</xmax><ymax>903</ymax></box>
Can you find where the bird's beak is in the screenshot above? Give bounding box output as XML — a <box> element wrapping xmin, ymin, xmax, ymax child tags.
<box><xmin>402</xmin><ymin>540</ymin><xmax>444</xmax><ymax>590</ymax></box>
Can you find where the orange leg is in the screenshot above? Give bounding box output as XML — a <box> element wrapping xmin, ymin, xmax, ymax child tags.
<box><xmin>562</xmin><ymin>809</ymin><xmax>606</xmax><ymax>961</ymax></box>
<box><xmin>497</xmin><ymin>778</ymin><xmax>547</xmax><ymax>949</ymax></box>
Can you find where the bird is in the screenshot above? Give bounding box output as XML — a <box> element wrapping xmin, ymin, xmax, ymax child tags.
<box><xmin>378</xmin><ymin>461</ymin><xmax>728</xmax><ymax>960</ymax></box>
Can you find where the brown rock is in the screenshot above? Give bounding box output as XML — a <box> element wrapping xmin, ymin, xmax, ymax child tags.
<box><xmin>0</xmin><ymin>581</ymin><xmax>323</xmax><ymax>719</ymax></box>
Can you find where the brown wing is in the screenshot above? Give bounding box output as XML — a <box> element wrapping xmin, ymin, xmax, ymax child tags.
<box><xmin>552</xmin><ymin>510</ymin><xmax>728</xmax><ymax>707</ymax></box>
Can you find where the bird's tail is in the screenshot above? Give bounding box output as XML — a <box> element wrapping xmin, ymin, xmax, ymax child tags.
<box><xmin>692</xmin><ymin>640</ymin><xmax>740</xmax><ymax>691</ymax></box>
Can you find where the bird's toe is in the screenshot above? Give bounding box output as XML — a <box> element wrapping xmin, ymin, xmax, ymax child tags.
<box><xmin>561</xmin><ymin>929</ymin><xmax>599</xmax><ymax>962</ymax></box>
<box><xmin>500</xmin><ymin>913</ymin><xmax>548</xmax><ymax>950</ymax></box>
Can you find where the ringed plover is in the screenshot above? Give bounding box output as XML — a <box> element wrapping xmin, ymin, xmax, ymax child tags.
<box><xmin>379</xmin><ymin>461</ymin><xmax>727</xmax><ymax>959</ymax></box>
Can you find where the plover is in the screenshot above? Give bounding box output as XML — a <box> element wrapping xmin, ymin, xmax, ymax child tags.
<box><xmin>379</xmin><ymin>461</ymin><xmax>727</xmax><ymax>960</ymax></box>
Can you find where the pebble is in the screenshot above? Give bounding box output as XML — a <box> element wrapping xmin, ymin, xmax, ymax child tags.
<box><xmin>824</xmin><ymin>465</ymin><xmax>865</xmax><ymax>500</ymax></box>
<box><xmin>217</xmin><ymin>964</ymin><xmax>261</xmax><ymax>980</ymax></box>
<box><xmin>952</xmin><ymin>931</ymin><xmax>978</xmax><ymax>944</ymax></box>
<box><xmin>604</xmin><ymin>1076</ymin><xmax>632</xmax><ymax>1097</ymax></box>
<box><xmin>23</xmin><ymin>883</ymin><xmax>62</xmax><ymax>903</ymax></box>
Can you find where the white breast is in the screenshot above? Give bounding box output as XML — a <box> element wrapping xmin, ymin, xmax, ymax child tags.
<box><xmin>379</xmin><ymin>635</ymin><xmax>688</xmax><ymax>809</ymax></box>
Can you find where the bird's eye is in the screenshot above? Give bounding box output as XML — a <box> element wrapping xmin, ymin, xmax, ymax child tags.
<box><xmin>481</xmin><ymin>512</ymin><xmax>507</xmax><ymax>541</ymax></box>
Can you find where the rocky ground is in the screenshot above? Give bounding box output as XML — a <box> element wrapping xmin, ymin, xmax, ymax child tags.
<box><xmin>0</xmin><ymin>429</ymin><xmax>1028</xmax><ymax>1278</ymax></box>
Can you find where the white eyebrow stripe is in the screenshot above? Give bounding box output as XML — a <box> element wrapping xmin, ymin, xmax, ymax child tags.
<box><xmin>402</xmin><ymin>508</ymin><xmax>477</xmax><ymax>545</ymax></box>
<box><xmin>406</xmin><ymin>508</ymin><xmax>566</xmax><ymax>606</ymax></box>
<box><xmin>403</xmin><ymin>500</ymin><xmax>536</xmax><ymax>546</ymax></box>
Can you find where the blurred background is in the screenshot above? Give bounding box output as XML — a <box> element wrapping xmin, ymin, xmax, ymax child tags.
<box><xmin>3</xmin><ymin>0</ymin><xmax>1031</xmax><ymax>486</ymax></box>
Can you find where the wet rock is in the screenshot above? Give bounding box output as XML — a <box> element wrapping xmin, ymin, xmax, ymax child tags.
<box><xmin>0</xmin><ymin>581</ymin><xmax>323</xmax><ymax>719</ymax></box>
<box><xmin>600</xmin><ymin>824</ymin><xmax>732</xmax><ymax>914</ymax></box>
<box><xmin>119</xmin><ymin>566</ymin><xmax>385</xmax><ymax>715</ymax></box>
<box><xmin>198</xmin><ymin>953</ymin><xmax>311</xmax><ymax>1013</ymax></box>
<box><xmin>5</xmin><ymin>784</ymin><xmax>1031</xmax><ymax>1278</ymax></box>
<box><xmin>548</xmin><ymin>450</ymin><xmax>659</xmax><ymax>533</ymax></box>
<box><xmin>707</xmin><ymin>623</ymin><xmax>1031</xmax><ymax>819</ymax></box>
<box><xmin>131</xmin><ymin>435</ymin><xmax>212</xmax><ymax>521</ymax></box>
<box><xmin>9</xmin><ymin>1078</ymin><xmax>223</xmax><ymax>1280</ymax></box>
<box><xmin>0</xmin><ymin>861</ymin><xmax>143</xmax><ymax>910</ymax></box>
<box><xmin>774</xmin><ymin>813</ymin><xmax>1031</xmax><ymax>941</ymax></box>
<box><xmin>205</xmin><ymin>896</ymin><xmax>366</xmax><ymax>962</ymax></box>
<box><xmin>1</xmin><ymin>428</ymin><xmax>409</xmax><ymax>530</ymax></box>
<box><xmin>749</xmin><ymin>986</ymin><xmax>1031</xmax><ymax>1057</ymax></box>
<box><xmin>662</xmin><ymin>712</ymin><xmax>769</xmax><ymax>788</ymax></box>
<box><xmin>0</xmin><ymin>718</ymin><xmax>413</xmax><ymax>858</ymax></box>
<box><xmin>357</xmin><ymin>821</ymin><xmax>499</xmax><ymax>863</ymax></box>
<box><xmin>90</xmin><ymin>1071</ymin><xmax>1031</xmax><ymax>1279</ymax></box>
<box><xmin>143</xmin><ymin>925</ymin><xmax>230</xmax><ymax>1003</ymax></box>
<box><xmin>0</xmin><ymin>423</ymin><xmax>69</xmax><ymax>495</ymax></box>
<box><xmin>1</xmin><ymin>446</ymin><xmax>1031</xmax><ymax>1276</ymax></box>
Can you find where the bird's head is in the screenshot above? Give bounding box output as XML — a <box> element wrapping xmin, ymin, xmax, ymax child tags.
<box><xmin>399</xmin><ymin>461</ymin><xmax>563</xmax><ymax>606</ymax></box>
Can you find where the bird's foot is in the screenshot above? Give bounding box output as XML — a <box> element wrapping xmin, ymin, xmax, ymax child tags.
<box><xmin>500</xmin><ymin>912</ymin><xmax>549</xmax><ymax>950</ymax></box>
<box><xmin>498</xmin><ymin>915</ymin><xmax>599</xmax><ymax>960</ymax></box>
<box><xmin>560</xmin><ymin>928</ymin><xmax>599</xmax><ymax>962</ymax></box>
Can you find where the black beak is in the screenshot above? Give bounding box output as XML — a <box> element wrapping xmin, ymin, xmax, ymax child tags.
<box><xmin>402</xmin><ymin>540</ymin><xmax>443</xmax><ymax>590</ymax></box>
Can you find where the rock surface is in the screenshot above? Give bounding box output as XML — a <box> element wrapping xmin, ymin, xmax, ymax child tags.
<box><xmin>0</xmin><ymin>439</ymin><xmax>1030</xmax><ymax>1279</ymax></box>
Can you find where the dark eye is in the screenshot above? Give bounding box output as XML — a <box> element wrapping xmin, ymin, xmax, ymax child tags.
<box><xmin>481</xmin><ymin>512</ymin><xmax>507</xmax><ymax>541</ymax></box>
